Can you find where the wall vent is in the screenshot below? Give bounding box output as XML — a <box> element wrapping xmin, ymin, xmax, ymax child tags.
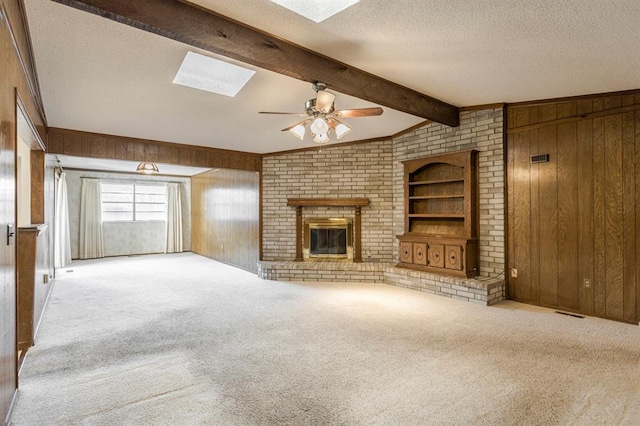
<box><xmin>530</xmin><ymin>154</ymin><xmax>550</xmax><ymax>163</ymax></box>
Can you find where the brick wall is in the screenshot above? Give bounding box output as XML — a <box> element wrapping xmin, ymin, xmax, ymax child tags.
<box><xmin>262</xmin><ymin>107</ymin><xmax>505</xmax><ymax>278</ymax></box>
<box><xmin>262</xmin><ymin>140</ymin><xmax>394</xmax><ymax>261</ymax></box>
<box><xmin>393</xmin><ymin>108</ymin><xmax>505</xmax><ymax>277</ymax></box>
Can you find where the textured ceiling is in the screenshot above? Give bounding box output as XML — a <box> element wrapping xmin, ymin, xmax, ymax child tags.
<box><xmin>24</xmin><ymin>0</ymin><xmax>640</xmax><ymax>155</ymax></box>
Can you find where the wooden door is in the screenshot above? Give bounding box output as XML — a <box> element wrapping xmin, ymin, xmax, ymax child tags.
<box><xmin>1</xmin><ymin>35</ymin><xmax>17</xmax><ymax>426</ymax></box>
<box><xmin>507</xmin><ymin>94</ymin><xmax>640</xmax><ymax>323</ymax></box>
<box><xmin>0</xmin><ymin>85</ymin><xmax>17</xmax><ymax>426</ymax></box>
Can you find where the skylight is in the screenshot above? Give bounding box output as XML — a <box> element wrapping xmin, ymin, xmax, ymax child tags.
<box><xmin>172</xmin><ymin>51</ymin><xmax>255</xmax><ymax>97</ymax></box>
<box><xmin>270</xmin><ymin>0</ymin><xmax>360</xmax><ymax>23</ymax></box>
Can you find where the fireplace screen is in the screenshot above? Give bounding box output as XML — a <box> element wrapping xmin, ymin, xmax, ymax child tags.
<box><xmin>304</xmin><ymin>218</ymin><xmax>353</xmax><ymax>260</ymax></box>
<box><xmin>310</xmin><ymin>228</ymin><xmax>347</xmax><ymax>255</ymax></box>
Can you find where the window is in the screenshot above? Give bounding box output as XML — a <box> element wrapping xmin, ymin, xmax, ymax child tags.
<box><xmin>101</xmin><ymin>183</ymin><xmax>167</xmax><ymax>222</ymax></box>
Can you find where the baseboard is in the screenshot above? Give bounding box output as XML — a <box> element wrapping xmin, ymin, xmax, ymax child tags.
<box><xmin>34</xmin><ymin>276</ymin><xmax>55</xmax><ymax>339</ymax></box>
<box><xmin>4</xmin><ymin>389</ymin><xmax>18</xmax><ymax>426</ymax></box>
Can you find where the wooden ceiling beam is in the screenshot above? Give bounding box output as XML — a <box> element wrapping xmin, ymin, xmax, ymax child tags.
<box><xmin>51</xmin><ymin>0</ymin><xmax>460</xmax><ymax>126</ymax></box>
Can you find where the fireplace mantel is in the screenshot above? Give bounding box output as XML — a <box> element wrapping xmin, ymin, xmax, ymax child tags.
<box><xmin>287</xmin><ymin>198</ymin><xmax>370</xmax><ymax>263</ymax></box>
<box><xmin>287</xmin><ymin>198</ymin><xmax>370</xmax><ymax>207</ymax></box>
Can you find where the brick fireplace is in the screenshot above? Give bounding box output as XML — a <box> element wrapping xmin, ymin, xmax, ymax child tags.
<box><xmin>287</xmin><ymin>198</ymin><xmax>369</xmax><ymax>262</ymax></box>
<box><xmin>259</xmin><ymin>108</ymin><xmax>506</xmax><ymax>307</ymax></box>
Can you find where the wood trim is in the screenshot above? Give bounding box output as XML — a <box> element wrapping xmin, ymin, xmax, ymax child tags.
<box><xmin>16</xmin><ymin>91</ymin><xmax>45</xmax><ymax>151</ymax></box>
<box><xmin>262</xmin><ymin>136</ymin><xmax>390</xmax><ymax>157</ymax></box>
<box><xmin>354</xmin><ymin>206</ymin><xmax>363</xmax><ymax>262</ymax></box>
<box><xmin>636</xmin><ymin>109</ymin><xmax>640</xmax><ymax>321</ymax></box>
<box><xmin>258</xmin><ymin>162</ymin><xmax>264</xmax><ymax>262</ymax></box>
<box><xmin>1</xmin><ymin>2</ymin><xmax>47</xmax><ymax>127</ymax></box>
<box><xmin>501</xmin><ymin>104</ymin><xmax>510</xmax><ymax>298</ymax></box>
<box><xmin>507</xmin><ymin>117</ymin><xmax>581</xmax><ymax>134</ymax></box>
<box><xmin>508</xmin><ymin>297</ymin><xmax>639</xmax><ymax>325</ymax></box>
<box><xmin>508</xmin><ymin>88</ymin><xmax>640</xmax><ymax>108</ymax></box>
<box><xmin>51</xmin><ymin>0</ymin><xmax>460</xmax><ymax>126</ymax></box>
<box><xmin>4</xmin><ymin>390</ymin><xmax>18</xmax><ymax>426</ymax></box>
<box><xmin>287</xmin><ymin>198</ymin><xmax>370</xmax><ymax>207</ymax></box>
<box><xmin>30</xmin><ymin>151</ymin><xmax>45</xmax><ymax>224</ymax></box>
<box><xmin>507</xmin><ymin>104</ymin><xmax>640</xmax><ymax>134</ymax></box>
<box><xmin>17</xmin><ymin>0</ymin><xmax>46</xmax><ymax>124</ymax></box>
<box><xmin>294</xmin><ymin>206</ymin><xmax>303</xmax><ymax>261</ymax></box>
<box><xmin>391</xmin><ymin>120</ymin><xmax>431</xmax><ymax>139</ymax></box>
<box><xmin>63</xmin><ymin>167</ymin><xmax>194</xmax><ymax>179</ymax></box>
<box><xmin>48</xmin><ymin>127</ymin><xmax>262</xmax><ymax>172</ymax></box>
<box><xmin>460</xmin><ymin>103</ymin><xmax>506</xmax><ymax>112</ymax></box>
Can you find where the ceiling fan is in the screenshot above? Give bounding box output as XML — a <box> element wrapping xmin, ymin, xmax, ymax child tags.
<box><xmin>259</xmin><ymin>82</ymin><xmax>383</xmax><ymax>144</ymax></box>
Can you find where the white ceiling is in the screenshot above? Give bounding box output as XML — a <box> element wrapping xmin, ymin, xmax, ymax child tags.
<box><xmin>24</xmin><ymin>0</ymin><xmax>640</xmax><ymax>156</ymax></box>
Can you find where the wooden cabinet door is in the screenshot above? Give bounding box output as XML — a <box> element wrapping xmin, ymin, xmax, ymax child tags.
<box><xmin>399</xmin><ymin>241</ymin><xmax>413</xmax><ymax>263</ymax></box>
<box><xmin>413</xmin><ymin>242</ymin><xmax>427</xmax><ymax>265</ymax></box>
<box><xmin>428</xmin><ymin>244</ymin><xmax>444</xmax><ymax>268</ymax></box>
<box><xmin>445</xmin><ymin>245</ymin><xmax>463</xmax><ymax>271</ymax></box>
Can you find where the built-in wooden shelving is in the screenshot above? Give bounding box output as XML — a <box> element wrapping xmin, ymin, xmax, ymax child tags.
<box><xmin>397</xmin><ymin>150</ymin><xmax>479</xmax><ymax>277</ymax></box>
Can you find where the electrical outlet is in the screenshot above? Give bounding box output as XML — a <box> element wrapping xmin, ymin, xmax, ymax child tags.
<box><xmin>510</xmin><ymin>268</ymin><xmax>518</xmax><ymax>278</ymax></box>
<box><xmin>583</xmin><ymin>278</ymin><xmax>591</xmax><ymax>289</ymax></box>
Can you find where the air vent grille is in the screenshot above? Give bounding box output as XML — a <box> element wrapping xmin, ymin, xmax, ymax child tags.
<box><xmin>530</xmin><ymin>154</ymin><xmax>550</xmax><ymax>163</ymax></box>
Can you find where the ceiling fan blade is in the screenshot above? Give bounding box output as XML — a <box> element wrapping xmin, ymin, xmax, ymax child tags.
<box><xmin>333</xmin><ymin>107</ymin><xmax>384</xmax><ymax>118</ymax></box>
<box><xmin>316</xmin><ymin>90</ymin><xmax>336</xmax><ymax>113</ymax></box>
<box><xmin>259</xmin><ymin>111</ymin><xmax>309</xmax><ymax>116</ymax></box>
<box><xmin>281</xmin><ymin>119</ymin><xmax>310</xmax><ymax>132</ymax></box>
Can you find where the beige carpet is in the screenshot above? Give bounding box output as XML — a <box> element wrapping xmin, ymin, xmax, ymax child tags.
<box><xmin>10</xmin><ymin>253</ymin><xmax>640</xmax><ymax>425</ymax></box>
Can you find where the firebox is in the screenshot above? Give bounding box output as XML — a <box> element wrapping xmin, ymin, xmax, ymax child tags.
<box><xmin>303</xmin><ymin>218</ymin><xmax>353</xmax><ymax>260</ymax></box>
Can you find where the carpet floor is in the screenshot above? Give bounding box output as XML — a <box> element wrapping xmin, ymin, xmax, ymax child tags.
<box><xmin>10</xmin><ymin>253</ymin><xmax>640</xmax><ymax>425</ymax></box>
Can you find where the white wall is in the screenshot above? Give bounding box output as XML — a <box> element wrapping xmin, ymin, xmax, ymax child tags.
<box><xmin>66</xmin><ymin>170</ymin><xmax>191</xmax><ymax>258</ymax></box>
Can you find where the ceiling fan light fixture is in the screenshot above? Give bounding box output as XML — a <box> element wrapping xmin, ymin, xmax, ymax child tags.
<box><xmin>313</xmin><ymin>133</ymin><xmax>330</xmax><ymax>144</ymax></box>
<box><xmin>310</xmin><ymin>117</ymin><xmax>329</xmax><ymax>135</ymax></box>
<box><xmin>289</xmin><ymin>123</ymin><xmax>307</xmax><ymax>140</ymax></box>
<box><xmin>262</xmin><ymin>82</ymin><xmax>383</xmax><ymax>144</ymax></box>
<box><xmin>334</xmin><ymin>121</ymin><xmax>351</xmax><ymax>139</ymax></box>
<box><xmin>136</xmin><ymin>161</ymin><xmax>159</xmax><ymax>174</ymax></box>
<box><xmin>316</xmin><ymin>90</ymin><xmax>336</xmax><ymax>113</ymax></box>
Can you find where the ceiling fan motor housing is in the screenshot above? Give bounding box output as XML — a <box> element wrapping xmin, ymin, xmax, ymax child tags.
<box><xmin>306</xmin><ymin>98</ymin><xmax>335</xmax><ymax>115</ymax></box>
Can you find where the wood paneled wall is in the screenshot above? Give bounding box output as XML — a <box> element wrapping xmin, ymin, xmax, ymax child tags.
<box><xmin>507</xmin><ymin>91</ymin><xmax>640</xmax><ymax>323</ymax></box>
<box><xmin>191</xmin><ymin>168</ymin><xmax>260</xmax><ymax>273</ymax></box>
<box><xmin>48</xmin><ymin>127</ymin><xmax>262</xmax><ymax>172</ymax></box>
<box><xmin>1</xmin><ymin>0</ymin><xmax>48</xmax><ymax>421</ymax></box>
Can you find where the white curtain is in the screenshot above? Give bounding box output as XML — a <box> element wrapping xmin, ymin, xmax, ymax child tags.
<box><xmin>79</xmin><ymin>178</ymin><xmax>104</xmax><ymax>259</ymax></box>
<box><xmin>165</xmin><ymin>182</ymin><xmax>183</xmax><ymax>253</ymax></box>
<box><xmin>54</xmin><ymin>171</ymin><xmax>72</xmax><ymax>267</ymax></box>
